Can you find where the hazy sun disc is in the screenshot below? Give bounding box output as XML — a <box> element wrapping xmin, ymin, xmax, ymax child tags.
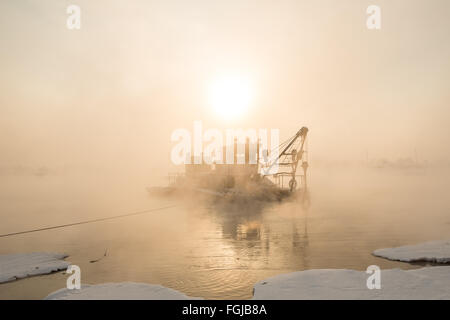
<box><xmin>208</xmin><ymin>75</ymin><xmax>253</xmax><ymax>119</ymax></box>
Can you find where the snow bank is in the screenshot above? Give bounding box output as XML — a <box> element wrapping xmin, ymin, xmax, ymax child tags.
<box><xmin>45</xmin><ymin>283</ymin><xmax>202</xmax><ymax>300</ymax></box>
<box><xmin>373</xmin><ymin>240</ymin><xmax>450</xmax><ymax>263</ymax></box>
<box><xmin>253</xmin><ymin>267</ymin><xmax>450</xmax><ymax>299</ymax></box>
<box><xmin>0</xmin><ymin>252</ymin><xmax>69</xmax><ymax>283</ymax></box>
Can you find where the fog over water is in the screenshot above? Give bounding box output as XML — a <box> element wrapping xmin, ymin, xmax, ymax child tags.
<box><xmin>1</xmin><ymin>0</ymin><xmax>450</xmax><ymax>299</ymax></box>
<box><xmin>1</xmin><ymin>165</ymin><xmax>449</xmax><ymax>299</ymax></box>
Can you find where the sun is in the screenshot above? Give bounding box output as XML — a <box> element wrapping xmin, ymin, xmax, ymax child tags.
<box><xmin>208</xmin><ymin>75</ymin><xmax>253</xmax><ymax>119</ymax></box>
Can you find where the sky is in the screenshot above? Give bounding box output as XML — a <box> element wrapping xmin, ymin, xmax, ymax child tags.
<box><xmin>1</xmin><ymin>0</ymin><xmax>450</xmax><ymax>174</ymax></box>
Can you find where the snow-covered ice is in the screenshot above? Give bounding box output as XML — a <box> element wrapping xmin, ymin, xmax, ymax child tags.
<box><xmin>373</xmin><ymin>240</ymin><xmax>450</xmax><ymax>263</ymax></box>
<box><xmin>0</xmin><ymin>252</ymin><xmax>70</xmax><ymax>283</ymax></box>
<box><xmin>253</xmin><ymin>267</ymin><xmax>450</xmax><ymax>299</ymax></box>
<box><xmin>45</xmin><ymin>282</ymin><xmax>202</xmax><ymax>300</ymax></box>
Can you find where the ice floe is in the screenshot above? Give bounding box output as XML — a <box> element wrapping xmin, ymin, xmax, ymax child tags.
<box><xmin>45</xmin><ymin>283</ymin><xmax>202</xmax><ymax>300</ymax></box>
<box><xmin>0</xmin><ymin>252</ymin><xmax>70</xmax><ymax>283</ymax></box>
<box><xmin>373</xmin><ymin>240</ymin><xmax>450</xmax><ymax>263</ymax></box>
<box><xmin>253</xmin><ymin>267</ymin><xmax>450</xmax><ymax>299</ymax></box>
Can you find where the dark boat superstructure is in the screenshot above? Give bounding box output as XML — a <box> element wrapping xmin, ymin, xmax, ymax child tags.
<box><xmin>154</xmin><ymin>127</ymin><xmax>309</xmax><ymax>202</ymax></box>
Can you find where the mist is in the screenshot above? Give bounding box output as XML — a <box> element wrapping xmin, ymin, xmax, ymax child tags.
<box><xmin>1</xmin><ymin>0</ymin><xmax>450</xmax><ymax>300</ymax></box>
<box><xmin>1</xmin><ymin>0</ymin><xmax>450</xmax><ymax>176</ymax></box>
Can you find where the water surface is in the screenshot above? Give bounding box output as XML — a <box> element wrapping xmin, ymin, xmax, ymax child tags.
<box><xmin>1</xmin><ymin>167</ymin><xmax>449</xmax><ymax>299</ymax></box>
